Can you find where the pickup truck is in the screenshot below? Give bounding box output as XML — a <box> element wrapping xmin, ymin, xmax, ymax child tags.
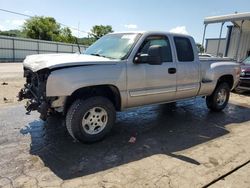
<box><xmin>18</xmin><ymin>31</ymin><xmax>240</xmax><ymax>143</ymax></box>
<box><xmin>235</xmin><ymin>56</ymin><xmax>250</xmax><ymax>92</ymax></box>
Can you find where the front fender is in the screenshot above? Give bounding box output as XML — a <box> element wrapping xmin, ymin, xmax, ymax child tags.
<box><xmin>46</xmin><ymin>64</ymin><xmax>126</xmax><ymax>97</ymax></box>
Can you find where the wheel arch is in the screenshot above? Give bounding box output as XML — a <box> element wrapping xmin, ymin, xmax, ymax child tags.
<box><xmin>64</xmin><ymin>84</ymin><xmax>122</xmax><ymax>114</ymax></box>
<box><xmin>217</xmin><ymin>74</ymin><xmax>234</xmax><ymax>90</ymax></box>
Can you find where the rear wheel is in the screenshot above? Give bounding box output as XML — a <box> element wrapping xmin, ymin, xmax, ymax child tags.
<box><xmin>66</xmin><ymin>96</ymin><xmax>116</xmax><ymax>143</ymax></box>
<box><xmin>206</xmin><ymin>82</ymin><xmax>230</xmax><ymax>112</ymax></box>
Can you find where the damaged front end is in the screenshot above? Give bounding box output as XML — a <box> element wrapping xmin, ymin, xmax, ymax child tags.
<box><xmin>18</xmin><ymin>68</ymin><xmax>52</xmax><ymax>120</ymax></box>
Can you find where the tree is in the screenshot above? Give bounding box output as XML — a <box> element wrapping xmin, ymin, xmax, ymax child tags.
<box><xmin>22</xmin><ymin>16</ymin><xmax>75</xmax><ymax>43</ymax></box>
<box><xmin>78</xmin><ymin>37</ymin><xmax>96</xmax><ymax>46</ymax></box>
<box><xmin>0</xmin><ymin>29</ymin><xmax>25</xmax><ymax>37</ymax></box>
<box><xmin>196</xmin><ymin>43</ymin><xmax>205</xmax><ymax>53</ymax></box>
<box><xmin>23</xmin><ymin>16</ymin><xmax>61</xmax><ymax>41</ymax></box>
<box><xmin>90</xmin><ymin>25</ymin><xmax>113</xmax><ymax>39</ymax></box>
<box><xmin>56</xmin><ymin>27</ymin><xmax>75</xmax><ymax>43</ymax></box>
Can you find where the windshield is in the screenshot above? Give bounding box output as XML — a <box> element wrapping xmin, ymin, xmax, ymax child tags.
<box><xmin>243</xmin><ymin>56</ymin><xmax>250</xmax><ymax>64</ymax></box>
<box><xmin>84</xmin><ymin>33</ymin><xmax>140</xmax><ymax>60</ymax></box>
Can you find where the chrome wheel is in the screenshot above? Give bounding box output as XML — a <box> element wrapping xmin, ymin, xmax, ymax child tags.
<box><xmin>82</xmin><ymin>107</ymin><xmax>108</xmax><ymax>135</ymax></box>
<box><xmin>217</xmin><ymin>88</ymin><xmax>227</xmax><ymax>106</ymax></box>
<box><xmin>206</xmin><ymin>82</ymin><xmax>230</xmax><ymax>112</ymax></box>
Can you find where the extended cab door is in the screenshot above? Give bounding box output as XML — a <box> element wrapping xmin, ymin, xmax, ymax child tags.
<box><xmin>126</xmin><ymin>34</ymin><xmax>177</xmax><ymax>108</ymax></box>
<box><xmin>173</xmin><ymin>36</ymin><xmax>200</xmax><ymax>99</ymax></box>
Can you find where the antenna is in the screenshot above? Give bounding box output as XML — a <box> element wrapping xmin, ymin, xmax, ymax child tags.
<box><xmin>75</xmin><ymin>37</ymin><xmax>81</xmax><ymax>54</ymax></box>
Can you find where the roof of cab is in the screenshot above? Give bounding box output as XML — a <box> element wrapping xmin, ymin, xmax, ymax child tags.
<box><xmin>110</xmin><ymin>31</ymin><xmax>191</xmax><ymax>38</ymax></box>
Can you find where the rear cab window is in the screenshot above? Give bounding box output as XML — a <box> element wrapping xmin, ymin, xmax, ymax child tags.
<box><xmin>174</xmin><ymin>37</ymin><xmax>194</xmax><ymax>62</ymax></box>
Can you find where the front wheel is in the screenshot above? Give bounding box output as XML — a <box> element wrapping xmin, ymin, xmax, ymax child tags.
<box><xmin>66</xmin><ymin>97</ymin><xmax>116</xmax><ymax>143</ymax></box>
<box><xmin>206</xmin><ymin>82</ymin><xmax>230</xmax><ymax>112</ymax></box>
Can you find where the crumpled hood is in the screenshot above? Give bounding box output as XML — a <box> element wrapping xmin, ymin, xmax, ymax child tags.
<box><xmin>23</xmin><ymin>53</ymin><xmax>116</xmax><ymax>72</ymax></box>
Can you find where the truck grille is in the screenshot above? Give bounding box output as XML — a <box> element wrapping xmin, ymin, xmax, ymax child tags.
<box><xmin>23</xmin><ymin>68</ymin><xmax>47</xmax><ymax>100</ymax></box>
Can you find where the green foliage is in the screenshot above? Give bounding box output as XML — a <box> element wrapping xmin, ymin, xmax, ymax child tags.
<box><xmin>196</xmin><ymin>43</ymin><xmax>205</xmax><ymax>53</ymax></box>
<box><xmin>22</xmin><ymin>16</ymin><xmax>75</xmax><ymax>43</ymax></box>
<box><xmin>23</xmin><ymin>16</ymin><xmax>60</xmax><ymax>41</ymax></box>
<box><xmin>0</xmin><ymin>30</ymin><xmax>25</xmax><ymax>37</ymax></box>
<box><xmin>55</xmin><ymin>27</ymin><xmax>75</xmax><ymax>43</ymax></box>
<box><xmin>1</xmin><ymin>17</ymin><xmax>114</xmax><ymax>46</ymax></box>
<box><xmin>78</xmin><ymin>37</ymin><xmax>96</xmax><ymax>46</ymax></box>
<box><xmin>90</xmin><ymin>25</ymin><xmax>113</xmax><ymax>39</ymax></box>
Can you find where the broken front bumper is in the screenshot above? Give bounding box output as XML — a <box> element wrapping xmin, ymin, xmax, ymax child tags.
<box><xmin>18</xmin><ymin>85</ymin><xmax>49</xmax><ymax>120</ymax></box>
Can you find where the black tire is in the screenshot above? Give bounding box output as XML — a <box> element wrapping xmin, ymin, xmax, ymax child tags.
<box><xmin>66</xmin><ymin>96</ymin><xmax>116</xmax><ymax>143</ymax></box>
<box><xmin>206</xmin><ymin>82</ymin><xmax>230</xmax><ymax>112</ymax></box>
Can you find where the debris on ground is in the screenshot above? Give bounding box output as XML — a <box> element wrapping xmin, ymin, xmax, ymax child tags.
<box><xmin>128</xmin><ymin>136</ymin><xmax>136</xmax><ymax>144</ymax></box>
<box><xmin>1</xmin><ymin>82</ymin><xmax>8</xmax><ymax>85</ymax></box>
<box><xmin>3</xmin><ymin>97</ymin><xmax>12</xmax><ymax>103</ymax></box>
<box><xmin>143</xmin><ymin>144</ymin><xmax>150</xmax><ymax>149</ymax></box>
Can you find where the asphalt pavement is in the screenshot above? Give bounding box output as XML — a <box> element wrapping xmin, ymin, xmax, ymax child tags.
<box><xmin>0</xmin><ymin>94</ymin><xmax>250</xmax><ymax>187</ymax></box>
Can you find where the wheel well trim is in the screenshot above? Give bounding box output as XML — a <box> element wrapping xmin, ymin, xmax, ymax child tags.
<box><xmin>217</xmin><ymin>74</ymin><xmax>234</xmax><ymax>89</ymax></box>
<box><xmin>64</xmin><ymin>84</ymin><xmax>122</xmax><ymax>114</ymax></box>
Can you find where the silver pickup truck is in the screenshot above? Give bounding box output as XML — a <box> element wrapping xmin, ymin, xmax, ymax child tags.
<box><xmin>19</xmin><ymin>31</ymin><xmax>240</xmax><ymax>143</ymax></box>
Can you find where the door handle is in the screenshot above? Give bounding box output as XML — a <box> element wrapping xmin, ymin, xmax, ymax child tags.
<box><xmin>168</xmin><ymin>68</ymin><xmax>176</xmax><ymax>74</ymax></box>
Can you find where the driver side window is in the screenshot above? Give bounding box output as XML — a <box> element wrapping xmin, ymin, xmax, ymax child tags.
<box><xmin>139</xmin><ymin>35</ymin><xmax>172</xmax><ymax>62</ymax></box>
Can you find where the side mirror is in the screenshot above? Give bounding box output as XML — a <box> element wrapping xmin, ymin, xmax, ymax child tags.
<box><xmin>134</xmin><ymin>45</ymin><xmax>162</xmax><ymax>65</ymax></box>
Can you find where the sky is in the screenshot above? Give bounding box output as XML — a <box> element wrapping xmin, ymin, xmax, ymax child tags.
<box><xmin>0</xmin><ymin>0</ymin><xmax>250</xmax><ymax>43</ymax></box>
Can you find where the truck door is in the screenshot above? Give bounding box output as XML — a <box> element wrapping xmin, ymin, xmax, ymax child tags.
<box><xmin>173</xmin><ymin>36</ymin><xmax>200</xmax><ymax>99</ymax></box>
<box><xmin>127</xmin><ymin>35</ymin><xmax>177</xmax><ymax>108</ymax></box>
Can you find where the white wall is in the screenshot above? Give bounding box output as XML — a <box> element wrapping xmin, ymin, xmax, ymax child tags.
<box><xmin>227</xmin><ymin>27</ymin><xmax>250</xmax><ymax>61</ymax></box>
<box><xmin>205</xmin><ymin>38</ymin><xmax>226</xmax><ymax>57</ymax></box>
